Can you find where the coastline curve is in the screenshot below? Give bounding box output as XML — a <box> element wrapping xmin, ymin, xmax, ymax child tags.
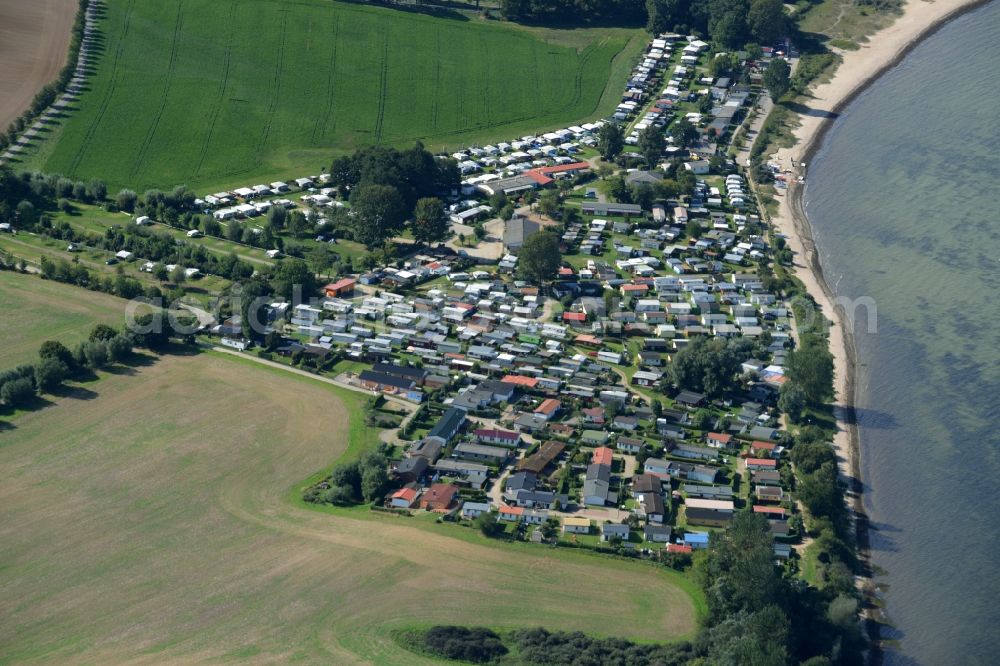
<box><xmin>758</xmin><ymin>0</ymin><xmax>994</xmax><ymax>658</ymax></box>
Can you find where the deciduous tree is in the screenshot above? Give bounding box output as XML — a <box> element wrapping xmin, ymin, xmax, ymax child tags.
<box><xmin>597</xmin><ymin>122</ymin><xmax>624</xmax><ymax>160</ymax></box>
<box><xmin>763</xmin><ymin>57</ymin><xmax>791</xmax><ymax>101</ymax></box>
<box><xmin>116</xmin><ymin>189</ymin><xmax>137</xmax><ymax>213</ymax></box>
<box><xmin>349</xmin><ymin>184</ymin><xmax>407</xmax><ymax>249</ymax></box>
<box><xmin>516</xmin><ymin>230</ymin><xmax>561</xmax><ymax>285</ymax></box>
<box><xmin>411</xmin><ymin>197</ymin><xmax>449</xmax><ymax>244</ymax></box>
<box><xmin>637</xmin><ymin>123</ymin><xmax>665</xmax><ymax>166</ymax></box>
<box><xmin>786</xmin><ymin>338</ymin><xmax>834</xmax><ymax>404</ymax></box>
<box><xmin>748</xmin><ymin>0</ymin><xmax>786</xmax><ymax>45</ymax></box>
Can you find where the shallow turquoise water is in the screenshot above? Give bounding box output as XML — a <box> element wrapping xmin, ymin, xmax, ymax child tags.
<box><xmin>804</xmin><ymin>3</ymin><xmax>1000</xmax><ymax>662</ymax></box>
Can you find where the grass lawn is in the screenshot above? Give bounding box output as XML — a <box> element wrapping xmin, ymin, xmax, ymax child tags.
<box><xmin>795</xmin><ymin>0</ymin><xmax>899</xmax><ymax>45</ymax></box>
<box><xmin>15</xmin><ymin>0</ymin><xmax>644</xmax><ymax>193</ymax></box>
<box><xmin>53</xmin><ymin>203</ymin><xmax>276</xmax><ymax>268</ymax></box>
<box><xmin>0</xmin><ymin>231</ymin><xmax>231</xmax><ymax>306</ymax></box>
<box><xmin>0</xmin><ymin>270</ymin><xmax>132</xmax><ymax>367</ymax></box>
<box><xmin>0</xmin><ymin>349</ymin><xmax>701</xmax><ymax>663</ymax></box>
<box><xmin>800</xmin><ymin>540</ymin><xmax>823</xmax><ymax>587</ymax></box>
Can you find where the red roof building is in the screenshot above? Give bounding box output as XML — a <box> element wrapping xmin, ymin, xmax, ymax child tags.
<box><xmin>750</xmin><ymin>441</ymin><xmax>777</xmax><ymax>455</ymax></box>
<box><xmin>525</xmin><ymin>171</ymin><xmax>554</xmax><ymax>186</ymax></box>
<box><xmin>474</xmin><ymin>428</ymin><xmax>521</xmax><ymax>445</ymax></box>
<box><xmin>323</xmin><ymin>277</ymin><xmax>357</xmax><ymax>298</ymax></box>
<box><xmin>746</xmin><ymin>458</ymin><xmax>777</xmax><ymax>470</ymax></box>
<box><xmin>582</xmin><ymin>406</ymin><xmax>605</xmax><ymax>424</ymax></box>
<box><xmin>535</xmin><ymin>398</ymin><xmax>561</xmax><ymax>418</ymax></box>
<box><xmin>537</xmin><ymin>161</ymin><xmax>590</xmax><ymax>176</ymax></box>
<box><xmin>706</xmin><ymin>432</ymin><xmax>733</xmax><ymax>448</ymax></box>
<box><xmin>389</xmin><ymin>487</ymin><xmax>419</xmax><ymax>508</ymax></box>
<box><xmin>502</xmin><ymin>374</ymin><xmax>539</xmax><ymax>388</ymax></box>
<box><xmin>592</xmin><ymin>446</ymin><xmax>614</xmax><ymax>467</ymax></box>
<box><xmin>419</xmin><ymin>483</ymin><xmax>459</xmax><ymax>512</ymax></box>
<box><xmin>620</xmin><ymin>284</ymin><xmax>649</xmax><ymax>294</ymax></box>
<box><xmin>499</xmin><ymin>504</ymin><xmax>524</xmax><ymax>521</ymax></box>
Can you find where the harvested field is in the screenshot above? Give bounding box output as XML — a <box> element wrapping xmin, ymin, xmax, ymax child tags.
<box><xmin>0</xmin><ymin>352</ymin><xmax>699</xmax><ymax>663</ymax></box>
<box><xmin>0</xmin><ymin>0</ymin><xmax>77</xmax><ymax>130</ymax></box>
<box><xmin>0</xmin><ymin>270</ymin><xmax>130</xmax><ymax>367</ymax></box>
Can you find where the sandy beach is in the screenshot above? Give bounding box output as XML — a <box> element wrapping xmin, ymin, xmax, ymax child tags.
<box><xmin>0</xmin><ymin>0</ymin><xmax>77</xmax><ymax>131</ymax></box>
<box><xmin>765</xmin><ymin>0</ymin><xmax>989</xmax><ymax>520</ymax></box>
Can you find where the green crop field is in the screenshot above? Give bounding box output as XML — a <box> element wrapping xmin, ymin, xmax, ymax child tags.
<box><xmin>0</xmin><ymin>349</ymin><xmax>699</xmax><ymax>663</ymax></box>
<box><xmin>0</xmin><ymin>270</ymin><xmax>130</xmax><ymax>368</ymax></box>
<box><xmin>24</xmin><ymin>0</ymin><xmax>643</xmax><ymax>193</ymax></box>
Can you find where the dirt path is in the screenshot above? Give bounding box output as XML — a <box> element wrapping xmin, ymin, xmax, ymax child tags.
<box><xmin>0</xmin><ymin>0</ymin><xmax>78</xmax><ymax>130</ymax></box>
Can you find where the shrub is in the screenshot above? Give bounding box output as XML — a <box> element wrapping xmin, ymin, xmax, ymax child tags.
<box><xmin>423</xmin><ymin>626</ymin><xmax>507</xmax><ymax>664</ymax></box>
<box><xmin>106</xmin><ymin>334</ymin><xmax>133</xmax><ymax>363</ymax></box>
<box><xmin>39</xmin><ymin>340</ymin><xmax>75</xmax><ymax>368</ymax></box>
<box><xmin>80</xmin><ymin>340</ymin><xmax>109</xmax><ymax>369</ymax></box>
<box><xmin>34</xmin><ymin>357</ymin><xmax>68</xmax><ymax>392</ymax></box>
<box><xmin>1</xmin><ymin>377</ymin><xmax>36</xmax><ymax>407</ymax></box>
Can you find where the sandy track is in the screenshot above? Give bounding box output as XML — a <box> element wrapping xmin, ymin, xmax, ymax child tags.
<box><xmin>0</xmin><ymin>0</ymin><xmax>77</xmax><ymax>130</ymax></box>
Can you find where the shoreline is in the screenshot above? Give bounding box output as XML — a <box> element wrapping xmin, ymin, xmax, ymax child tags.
<box><xmin>763</xmin><ymin>0</ymin><xmax>992</xmax><ymax>658</ymax></box>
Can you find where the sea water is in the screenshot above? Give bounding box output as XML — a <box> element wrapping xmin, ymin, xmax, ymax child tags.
<box><xmin>803</xmin><ymin>3</ymin><xmax>1000</xmax><ymax>662</ymax></box>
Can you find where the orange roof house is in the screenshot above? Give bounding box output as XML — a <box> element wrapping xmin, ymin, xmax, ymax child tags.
<box><xmin>536</xmin><ymin>161</ymin><xmax>590</xmax><ymax>177</ymax></box>
<box><xmin>706</xmin><ymin>432</ymin><xmax>733</xmax><ymax>448</ymax></box>
<box><xmin>592</xmin><ymin>446</ymin><xmax>614</xmax><ymax>467</ymax></box>
<box><xmin>323</xmin><ymin>277</ymin><xmax>356</xmax><ymax>297</ymax></box>
<box><xmin>499</xmin><ymin>504</ymin><xmax>524</xmax><ymax>521</ymax></box>
<box><xmin>501</xmin><ymin>374</ymin><xmax>539</xmax><ymax>389</ymax></box>
<box><xmin>620</xmin><ymin>284</ymin><xmax>649</xmax><ymax>295</ymax></box>
<box><xmin>525</xmin><ymin>171</ymin><xmax>554</xmax><ymax>186</ymax></box>
<box><xmin>522</xmin><ymin>161</ymin><xmax>590</xmax><ymax>187</ymax></box>
<box><xmin>389</xmin><ymin>487</ymin><xmax>419</xmax><ymax>508</ymax></box>
<box><xmin>535</xmin><ymin>398</ymin><xmax>561</xmax><ymax>418</ymax></box>
<box><xmin>751</xmin><ymin>441</ymin><xmax>777</xmax><ymax>453</ymax></box>
<box><xmin>419</xmin><ymin>483</ymin><xmax>459</xmax><ymax>512</ymax></box>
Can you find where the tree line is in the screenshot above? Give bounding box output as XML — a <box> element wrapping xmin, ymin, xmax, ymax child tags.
<box><xmin>497</xmin><ymin>0</ymin><xmax>788</xmax><ymax>47</ymax></box>
<box><xmin>0</xmin><ymin>326</ymin><xmax>133</xmax><ymax>410</ymax></box>
<box><xmin>0</xmin><ymin>315</ymin><xmax>198</xmax><ymax>432</ymax></box>
<box><xmin>499</xmin><ymin>0</ymin><xmax>646</xmax><ymax>25</ymax></box>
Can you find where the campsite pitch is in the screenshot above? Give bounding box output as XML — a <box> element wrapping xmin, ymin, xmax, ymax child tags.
<box><xmin>25</xmin><ymin>0</ymin><xmax>643</xmax><ymax>192</ymax></box>
<box><xmin>0</xmin><ymin>352</ymin><xmax>699</xmax><ymax>663</ymax></box>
